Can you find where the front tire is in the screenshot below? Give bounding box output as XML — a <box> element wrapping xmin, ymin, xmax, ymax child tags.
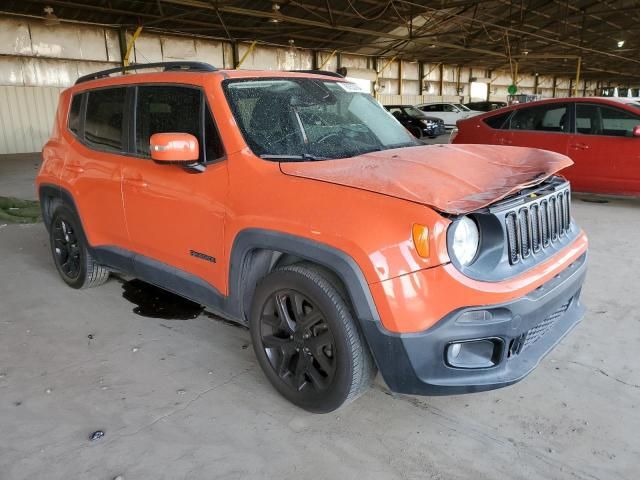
<box><xmin>250</xmin><ymin>263</ymin><xmax>375</xmax><ymax>413</ymax></box>
<box><xmin>408</xmin><ymin>126</ymin><xmax>423</xmax><ymax>139</ymax></box>
<box><xmin>49</xmin><ymin>204</ymin><xmax>109</xmax><ymax>289</ymax></box>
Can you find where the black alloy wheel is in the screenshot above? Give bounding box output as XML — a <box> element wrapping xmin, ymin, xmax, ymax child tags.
<box><xmin>48</xmin><ymin>204</ymin><xmax>110</xmax><ymax>289</ymax></box>
<box><xmin>52</xmin><ymin>216</ymin><xmax>82</xmax><ymax>280</ymax></box>
<box><xmin>259</xmin><ymin>289</ymin><xmax>337</xmax><ymax>393</ymax></box>
<box><xmin>250</xmin><ymin>263</ymin><xmax>375</xmax><ymax>413</ymax></box>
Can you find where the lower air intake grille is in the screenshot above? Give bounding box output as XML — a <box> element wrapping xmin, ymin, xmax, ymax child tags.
<box><xmin>521</xmin><ymin>301</ymin><xmax>571</xmax><ymax>352</ymax></box>
<box><xmin>509</xmin><ymin>300</ymin><xmax>572</xmax><ymax>358</ymax></box>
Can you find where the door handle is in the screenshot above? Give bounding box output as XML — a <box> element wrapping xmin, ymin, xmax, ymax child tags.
<box><xmin>123</xmin><ymin>178</ymin><xmax>148</xmax><ymax>188</ymax></box>
<box><xmin>66</xmin><ymin>163</ymin><xmax>84</xmax><ymax>173</ymax></box>
<box><xmin>570</xmin><ymin>143</ymin><xmax>590</xmax><ymax>150</ymax></box>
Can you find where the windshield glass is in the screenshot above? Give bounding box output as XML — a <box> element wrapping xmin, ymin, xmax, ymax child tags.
<box><xmin>403</xmin><ymin>106</ymin><xmax>425</xmax><ymax>117</ymax></box>
<box><xmin>223</xmin><ymin>78</ymin><xmax>418</xmax><ymax>161</ymax></box>
<box><xmin>455</xmin><ymin>104</ymin><xmax>471</xmax><ymax>111</ymax></box>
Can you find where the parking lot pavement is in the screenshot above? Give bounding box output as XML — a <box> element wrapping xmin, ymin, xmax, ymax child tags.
<box><xmin>0</xmin><ymin>156</ymin><xmax>639</xmax><ymax>479</ymax></box>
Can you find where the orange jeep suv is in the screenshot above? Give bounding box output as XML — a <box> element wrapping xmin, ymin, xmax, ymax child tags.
<box><xmin>37</xmin><ymin>62</ymin><xmax>588</xmax><ymax>413</ymax></box>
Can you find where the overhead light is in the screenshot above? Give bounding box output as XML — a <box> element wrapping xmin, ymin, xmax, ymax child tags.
<box><xmin>617</xmin><ymin>40</ymin><xmax>625</xmax><ymax>48</ymax></box>
<box><xmin>267</xmin><ymin>2</ymin><xmax>281</xmax><ymax>23</ymax></box>
<box><xmin>43</xmin><ymin>6</ymin><xmax>61</xmax><ymax>26</ymax></box>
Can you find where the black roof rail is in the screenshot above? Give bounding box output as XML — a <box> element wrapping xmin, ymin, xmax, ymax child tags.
<box><xmin>75</xmin><ymin>61</ymin><xmax>217</xmax><ymax>85</ymax></box>
<box><xmin>289</xmin><ymin>69</ymin><xmax>344</xmax><ymax>78</ymax></box>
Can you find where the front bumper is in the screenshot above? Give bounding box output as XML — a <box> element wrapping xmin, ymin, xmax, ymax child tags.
<box><xmin>423</xmin><ymin>123</ymin><xmax>447</xmax><ymax>137</ymax></box>
<box><xmin>361</xmin><ymin>252</ymin><xmax>587</xmax><ymax>395</ymax></box>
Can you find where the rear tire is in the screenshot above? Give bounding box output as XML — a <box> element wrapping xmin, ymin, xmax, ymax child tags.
<box><xmin>250</xmin><ymin>263</ymin><xmax>375</xmax><ymax>413</ymax></box>
<box><xmin>49</xmin><ymin>204</ymin><xmax>109</xmax><ymax>289</ymax></box>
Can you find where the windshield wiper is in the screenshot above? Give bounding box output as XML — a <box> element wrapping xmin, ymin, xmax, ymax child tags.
<box><xmin>355</xmin><ymin>146</ymin><xmax>383</xmax><ymax>155</ymax></box>
<box><xmin>384</xmin><ymin>141</ymin><xmax>421</xmax><ymax>149</ymax></box>
<box><xmin>260</xmin><ymin>154</ymin><xmax>329</xmax><ymax>161</ymax></box>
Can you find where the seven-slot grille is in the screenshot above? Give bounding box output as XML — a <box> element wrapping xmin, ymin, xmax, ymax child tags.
<box><xmin>505</xmin><ymin>187</ymin><xmax>571</xmax><ymax>264</ymax></box>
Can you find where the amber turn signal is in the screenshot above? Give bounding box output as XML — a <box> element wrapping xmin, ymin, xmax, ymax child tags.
<box><xmin>412</xmin><ymin>224</ymin><xmax>430</xmax><ymax>258</ymax></box>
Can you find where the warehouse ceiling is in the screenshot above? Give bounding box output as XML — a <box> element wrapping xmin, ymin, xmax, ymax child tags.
<box><xmin>4</xmin><ymin>0</ymin><xmax>640</xmax><ymax>81</ymax></box>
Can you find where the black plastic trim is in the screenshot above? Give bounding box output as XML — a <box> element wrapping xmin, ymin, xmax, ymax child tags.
<box><xmin>447</xmin><ymin>178</ymin><xmax>578</xmax><ymax>282</ymax></box>
<box><xmin>86</xmin><ymin>229</ymin><xmax>382</xmax><ymax>329</ymax></box>
<box><xmin>38</xmin><ymin>184</ymin><xmax>78</xmax><ymax>230</ymax></box>
<box><xmin>75</xmin><ymin>61</ymin><xmax>217</xmax><ymax>84</ymax></box>
<box><xmin>35</xmin><ymin>197</ymin><xmax>382</xmax><ymax>331</ymax></box>
<box><xmin>228</xmin><ymin>229</ymin><xmax>380</xmax><ymax>324</ymax></box>
<box><xmin>289</xmin><ymin>69</ymin><xmax>344</xmax><ymax>78</ymax></box>
<box><xmin>362</xmin><ymin>252</ymin><xmax>587</xmax><ymax>395</ymax></box>
<box><xmin>89</xmin><ymin>246</ymin><xmax>228</xmax><ymax>316</ymax></box>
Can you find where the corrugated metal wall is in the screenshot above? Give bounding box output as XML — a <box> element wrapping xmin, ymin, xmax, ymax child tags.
<box><xmin>0</xmin><ymin>15</ymin><xmax>597</xmax><ymax>154</ymax></box>
<box><xmin>0</xmin><ymin>86</ymin><xmax>62</xmax><ymax>154</ymax></box>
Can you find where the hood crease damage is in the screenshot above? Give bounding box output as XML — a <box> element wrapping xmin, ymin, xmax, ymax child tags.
<box><xmin>280</xmin><ymin>144</ymin><xmax>573</xmax><ymax>214</ymax></box>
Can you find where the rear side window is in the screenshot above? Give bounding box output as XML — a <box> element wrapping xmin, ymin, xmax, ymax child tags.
<box><xmin>483</xmin><ymin>111</ymin><xmax>511</xmax><ymax>129</ymax></box>
<box><xmin>576</xmin><ymin>104</ymin><xmax>640</xmax><ymax>137</ymax></box>
<box><xmin>68</xmin><ymin>94</ymin><xmax>83</xmax><ymax>136</ymax></box>
<box><xmin>84</xmin><ymin>88</ymin><xmax>126</xmax><ymax>152</ymax></box>
<box><xmin>508</xmin><ymin>104</ymin><xmax>568</xmax><ymax>132</ymax></box>
<box><xmin>135</xmin><ymin>85</ymin><xmax>224</xmax><ymax>162</ymax></box>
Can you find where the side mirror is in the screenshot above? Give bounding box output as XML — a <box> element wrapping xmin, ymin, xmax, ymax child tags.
<box><xmin>150</xmin><ymin>133</ymin><xmax>199</xmax><ymax>164</ymax></box>
<box><xmin>633</xmin><ymin>125</ymin><xmax>640</xmax><ymax>137</ymax></box>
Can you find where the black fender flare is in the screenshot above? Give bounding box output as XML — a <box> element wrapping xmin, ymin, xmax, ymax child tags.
<box><xmin>228</xmin><ymin>229</ymin><xmax>405</xmax><ymax>385</ymax></box>
<box><xmin>228</xmin><ymin>228</ymin><xmax>381</xmax><ymax>325</ymax></box>
<box><xmin>38</xmin><ymin>183</ymin><xmax>80</xmax><ymax>231</ymax></box>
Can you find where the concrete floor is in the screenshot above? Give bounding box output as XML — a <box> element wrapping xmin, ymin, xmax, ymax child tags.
<box><xmin>0</xmin><ymin>152</ymin><xmax>639</xmax><ymax>479</ymax></box>
<box><xmin>0</xmin><ymin>153</ymin><xmax>40</xmax><ymax>201</ymax></box>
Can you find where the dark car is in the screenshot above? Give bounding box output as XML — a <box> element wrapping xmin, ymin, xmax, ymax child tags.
<box><xmin>464</xmin><ymin>101</ymin><xmax>508</xmax><ymax>112</ymax></box>
<box><xmin>384</xmin><ymin>105</ymin><xmax>446</xmax><ymax>138</ymax></box>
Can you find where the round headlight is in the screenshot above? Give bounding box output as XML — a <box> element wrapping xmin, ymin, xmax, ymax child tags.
<box><xmin>449</xmin><ymin>216</ymin><xmax>480</xmax><ymax>266</ymax></box>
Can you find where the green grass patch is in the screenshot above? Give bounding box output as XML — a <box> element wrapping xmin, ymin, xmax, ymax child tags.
<box><xmin>0</xmin><ymin>196</ymin><xmax>42</xmax><ymax>224</ymax></box>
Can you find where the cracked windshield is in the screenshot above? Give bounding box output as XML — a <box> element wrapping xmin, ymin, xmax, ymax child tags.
<box><xmin>224</xmin><ymin>78</ymin><xmax>419</xmax><ymax>161</ymax></box>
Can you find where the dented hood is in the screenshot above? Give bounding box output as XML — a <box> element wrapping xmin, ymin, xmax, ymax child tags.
<box><xmin>280</xmin><ymin>144</ymin><xmax>573</xmax><ymax>214</ymax></box>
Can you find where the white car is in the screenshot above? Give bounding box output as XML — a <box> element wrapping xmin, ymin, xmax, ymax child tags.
<box><xmin>416</xmin><ymin>102</ymin><xmax>482</xmax><ymax>129</ymax></box>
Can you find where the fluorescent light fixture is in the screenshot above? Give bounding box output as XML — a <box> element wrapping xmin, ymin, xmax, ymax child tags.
<box><xmin>43</xmin><ymin>6</ymin><xmax>61</xmax><ymax>26</ymax></box>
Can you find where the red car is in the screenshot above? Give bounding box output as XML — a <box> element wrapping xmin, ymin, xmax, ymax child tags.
<box><xmin>453</xmin><ymin>97</ymin><xmax>640</xmax><ymax>196</ymax></box>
